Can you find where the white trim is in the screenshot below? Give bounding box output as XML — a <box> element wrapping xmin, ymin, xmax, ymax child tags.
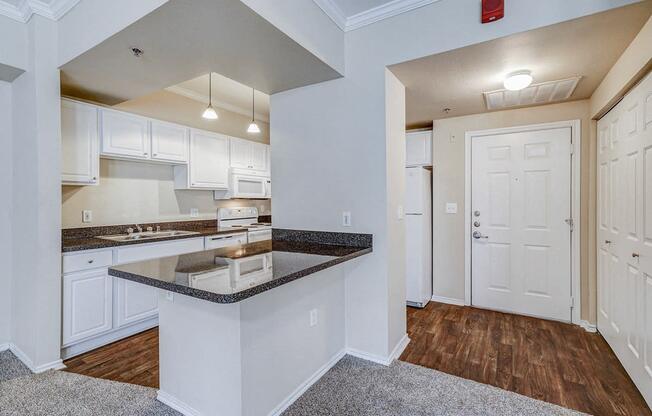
<box><xmin>578</xmin><ymin>320</ymin><xmax>597</xmax><ymax>333</ymax></box>
<box><xmin>268</xmin><ymin>348</ymin><xmax>347</xmax><ymax>416</ymax></box>
<box><xmin>165</xmin><ymin>86</ymin><xmax>270</xmax><ymax>123</ymax></box>
<box><xmin>157</xmin><ymin>391</ymin><xmax>202</xmax><ymax>416</ymax></box>
<box><xmin>464</xmin><ymin>120</ymin><xmax>582</xmax><ymax>325</ymax></box>
<box><xmin>0</xmin><ymin>0</ymin><xmax>79</xmax><ymax>22</ymax></box>
<box><xmin>313</xmin><ymin>0</ymin><xmax>441</xmax><ymax>32</ymax></box>
<box><xmin>431</xmin><ymin>295</ymin><xmax>466</xmax><ymax>306</ymax></box>
<box><xmin>346</xmin><ymin>333</ymin><xmax>410</xmax><ymax>366</ymax></box>
<box><xmin>5</xmin><ymin>343</ymin><xmax>65</xmax><ymax>373</ymax></box>
<box><xmin>0</xmin><ymin>342</ymin><xmax>9</xmax><ymax>352</ymax></box>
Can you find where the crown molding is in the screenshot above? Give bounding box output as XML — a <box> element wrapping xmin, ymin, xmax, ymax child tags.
<box><xmin>314</xmin><ymin>0</ymin><xmax>440</xmax><ymax>32</ymax></box>
<box><xmin>0</xmin><ymin>0</ymin><xmax>80</xmax><ymax>23</ymax></box>
<box><xmin>165</xmin><ymin>85</ymin><xmax>270</xmax><ymax>123</ymax></box>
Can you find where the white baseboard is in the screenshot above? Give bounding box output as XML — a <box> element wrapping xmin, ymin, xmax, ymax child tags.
<box><xmin>6</xmin><ymin>343</ymin><xmax>65</xmax><ymax>373</ymax></box>
<box><xmin>268</xmin><ymin>348</ymin><xmax>347</xmax><ymax>416</ymax></box>
<box><xmin>431</xmin><ymin>295</ymin><xmax>466</xmax><ymax>306</ymax></box>
<box><xmin>578</xmin><ymin>320</ymin><xmax>597</xmax><ymax>333</ymax></box>
<box><xmin>157</xmin><ymin>390</ymin><xmax>201</xmax><ymax>416</ymax></box>
<box><xmin>346</xmin><ymin>334</ymin><xmax>410</xmax><ymax>366</ymax></box>
<box><xmin>389</xmin><ymin>334</ymin><xmax>410</xmax><ymax>362</ymax></box>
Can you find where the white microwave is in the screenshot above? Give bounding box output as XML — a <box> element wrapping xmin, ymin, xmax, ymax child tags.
<box><xmin>231</xmin><ymin>174</ymin><xmax>268</xmax><ymax>198</ymax></box>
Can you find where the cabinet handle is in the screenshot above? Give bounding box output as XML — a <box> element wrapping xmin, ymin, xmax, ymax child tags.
<box><xmin>153</xmin><ymin>153</ymin><xmax>157</xmax><ymax>157</ymax></box>
<box><xmin>88</xmin><ymin>259</ymin><xmax>94</xmax><ymax>264</ymax></box>
<box><xmin>605</xmin><ymin>240</ymin><xmax>612</xmax><ymax>244</ymax></box>
<box><xmin>92</xmin><ymin>177</ymin><xmax>97</xmax><ymax>181</ymax></box>
<box><xmin>144</xmin><ymin>152</ymin><xmax>148</xmax><ymax>156</ymax></box>
<box><xmin>632</xmin><ymin>253</ymin><xmax>640</xmax><ymax>258</ymax></box>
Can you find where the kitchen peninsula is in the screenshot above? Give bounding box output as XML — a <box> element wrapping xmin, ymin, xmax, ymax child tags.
<box><xmin>108</xmin><ymin>229</ymin><xmax>372</xmax><ymax>416</ymax></box>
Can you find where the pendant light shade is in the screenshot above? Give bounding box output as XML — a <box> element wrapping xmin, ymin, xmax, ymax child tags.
<box><xmin>247</xmin><ymin>87</ymin><xmax>260</xmax><ymax>134</ymax></box>
<box><xmin>202</xmin><ymin>73</ymin><xmax>218</xmax><ymax>120</ymax></box>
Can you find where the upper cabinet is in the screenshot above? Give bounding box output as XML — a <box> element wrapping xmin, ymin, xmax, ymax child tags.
<box><xmin>406</xmin><ymin>130</ymin><xmax>432</xmax><ymax>167</ymax></box>
<box><xmin>151</xmin><ymin>120</ymin><xmax>189</xmax><ymax>163</ymax></box>
<box><xmin>230</xmin><ymin>138</ymin><xmax>269</xmax><ymax>173</ymax></box>
<box><xmin>175</xmin><ymin>129</ymin><xmax>229</xmax><ymax>190</ymax></box>
<box><xmin>100</xmin><ymin>109</ymin><xmax>150</xmax><ymax>159</ymax></box>
<box><xmin>61</xmin><ymin>99</ymin><xmax>100</xmax><ymax>186</ymax></box>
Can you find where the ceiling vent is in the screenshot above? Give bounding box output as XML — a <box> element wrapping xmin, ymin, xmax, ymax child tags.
<box><xmin>483</xmin><ymin>76</ymin><xmax>582</xmax><ymax>110</ymax></box>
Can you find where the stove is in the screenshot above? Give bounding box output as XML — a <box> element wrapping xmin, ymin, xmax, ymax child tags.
<box><xmin>217</xmin><ymin>207</ymin><xmax>271</xmax><ymax>242</ymax></box>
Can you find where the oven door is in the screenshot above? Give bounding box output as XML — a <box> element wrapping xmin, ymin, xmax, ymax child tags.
<box><xmin>231</xmin><ymin>174</ymin><xmax>267</xmax><ymax>199</ymax></box>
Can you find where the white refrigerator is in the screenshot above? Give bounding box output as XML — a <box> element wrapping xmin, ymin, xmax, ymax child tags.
<box><xmin>405</xmin><ymin>167</ymin><xmax>432</xmax><ymax>308</ymax></box>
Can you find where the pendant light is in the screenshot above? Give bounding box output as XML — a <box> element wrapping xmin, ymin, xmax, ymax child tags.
<box><xmin>202</xmin><ymin>72</ymin><xmax>218</xmax><ymax>120</ymax></box>
<box><xmin>247</xmin><ymin>88</ymin><xmax>261</xmax><ymax>134</ymax></box>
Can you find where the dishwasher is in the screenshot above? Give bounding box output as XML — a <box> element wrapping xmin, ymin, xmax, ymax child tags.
<box><xmin>204</xmin><ymin>232</ymin><xmax>248</xmax><ymax>249</ymax></box>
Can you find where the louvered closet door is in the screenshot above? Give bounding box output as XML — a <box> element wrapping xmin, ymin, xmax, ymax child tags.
<box><xmin>597</xmin><ymin>71</ymin><xmax>652</xmax><ymax>408</ymax></box>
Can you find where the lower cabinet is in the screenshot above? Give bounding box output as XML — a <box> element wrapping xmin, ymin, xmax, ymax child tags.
<box><xmin>62</xmin><ymin>268</ymin><xmax>113</xmax><ymax>346</ymax></box>
<box><xmin>61</xmin><ymin>237</ymin><xmax>205</xmax><ymax>358</ymax></box>
<box><xmin>114</xmin><ymin>278</ymin><xmax>159</xmax><ymax>328</ymax></box>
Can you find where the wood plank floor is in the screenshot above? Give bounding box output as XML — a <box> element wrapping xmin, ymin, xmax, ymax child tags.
<box><xmin>64</xmin><ymin>327</ymin><xmax>159</xmax><ymax>388</ymax></box>
<box><xmin>64</xmin><ymin>303</ymin><xmax>651</xmax><ymax>415</ymax></box>
<box><xmin>399</xmin><ymin>302</ymin><xmax>651</xmax><ymax>416</ymax></box>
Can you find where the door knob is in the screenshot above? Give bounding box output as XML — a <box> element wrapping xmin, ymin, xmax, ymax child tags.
<box><xmin>473</xmin><ymin>231</ymin><xmax>488</xmax><ymax>239</ymax></box>
<box><xmin>632</xmin><ymin>253</ymin><xmax>640</xmax><ymax>258</ymax></box>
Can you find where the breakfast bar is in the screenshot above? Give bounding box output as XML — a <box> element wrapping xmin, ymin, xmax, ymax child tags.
<box><xmin>108</xmin><ymin>230</ymin><xmax>372</xmax><ymax>416</ymax></box>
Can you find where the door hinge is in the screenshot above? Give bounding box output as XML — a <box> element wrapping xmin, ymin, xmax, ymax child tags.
<box><xmin>570</xmin><ymin>296</ymin><xmax>575</xmax><ymax>308</ymax></box>
<box><xmin>565</xmin><ymin>218</ymin><xmax>574</xmax><ymax>232</ymax></box>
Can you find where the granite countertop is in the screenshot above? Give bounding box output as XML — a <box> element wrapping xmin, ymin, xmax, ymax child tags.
<box><xmin>108</xmin><ymin>237</ymin><xmax>372</xmax><ymax>304</ymax></box>
<box><xmin>61</xmin><ymin>219</ymin><xmax>271</xmax><ymax>253</ymax></box>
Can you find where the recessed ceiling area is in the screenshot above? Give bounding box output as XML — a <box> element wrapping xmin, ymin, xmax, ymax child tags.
<box><xmin>59</xmin><ymin>0</ymin><xmax>342</xmax><ymax>106</ymax></box>
<box><xmin>167</xmin><ymin>73</ymin><xmax>270</xmax><ymax>122</ymax></box>
<box><xmin>389</xmin><ymin>1</ymin><xmax>652</xmax><ymax>127</ymax></box>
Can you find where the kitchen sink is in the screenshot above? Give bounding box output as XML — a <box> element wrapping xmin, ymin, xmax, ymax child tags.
<box><xmin>98</xmin><ymin>230</ymin><xmax>201</xmax><ymax>242</ymax></box>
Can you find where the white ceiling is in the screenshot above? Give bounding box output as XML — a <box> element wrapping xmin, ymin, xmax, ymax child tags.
<box><xmin>390</xmin><ymin>2</ymin><xmax>652</xmax><ymax>126</ymax></box>
<box><xmin>60</xmin><ymin>0</ymin><xmax>341</xmax><ymax>106</ymax></box>
<box><xmin>0</xmin><ymin>0</ymin><xmax>79</xmax><ymax>22</ymax></box>
<box><xmin>314</xmin><ymin>0</ymin><xmax>439</xmax><ymax>31</ymax></box>
<box><xmin>167</xmin><ymin>73</ymin><xmax>270</xmax><ymax>122</ymax></box>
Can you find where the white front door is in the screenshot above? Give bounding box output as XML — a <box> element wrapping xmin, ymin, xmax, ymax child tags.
<box><xmin>597</xmin><ymin>71</ymin><xmax>652</xmax><ymax>408</ymax></box>
<box><xmin>471</xmin><ymin>127</ymin><xmax>572</xmax><ymax>321</ymax></box>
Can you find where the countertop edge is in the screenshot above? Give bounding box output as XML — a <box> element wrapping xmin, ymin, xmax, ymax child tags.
<box><xmin>108</xmin><ymin>246</ymin><xmax>372</xmax><ymax>304</ymax></box>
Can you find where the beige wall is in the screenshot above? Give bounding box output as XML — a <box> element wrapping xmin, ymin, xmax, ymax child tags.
<box><xmin>62</xmin><ymin>159</ymin><xmax>271</xmax><ymax>228</ymax></box>
<box><xmin>431</xmin><ymin>100</ymin><xmax>594</xmax><ymax>322</ymax></box>
<box><xmin>62</xmin><ymin>89</ymin><xmax>271</xmax><ymax>229</ymax></box>
<box><xmin>113</xmin><ymin>90</ymin><xmax>270</xmax><ymax>144</ymax></box>
<box><xmin>590</xmin><ymin>15</ymin><xmax>652</xmax><ymax>119</ymax></box>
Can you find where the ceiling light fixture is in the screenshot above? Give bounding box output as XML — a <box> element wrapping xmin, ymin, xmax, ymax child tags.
<box><xmin>503</xmin><ymin>70</ymin><xmax>533</xmax><ymax>91</ymax></box>
<box><xmin>247</xmin><ymin>88</ymin><xmax>261</xmax><ymax>134</ymax></box>
<box><xmin>202</xmin><ymin>72</ymin><xmax>218</xmax><ymax>120</ymax></box>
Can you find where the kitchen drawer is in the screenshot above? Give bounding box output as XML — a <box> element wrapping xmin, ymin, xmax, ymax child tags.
<box><xmin>63</xmin><ymin>249</ymin><xmax>113</xmax><ymax>274</ymax></box>
<box><xmin>204</xmin><ymin>232</ymin><xmax>247</xmax><ymax>249</ymax></box>
<box><xmin>116</xmin><ymin>237</ymin><xmax>204</xmax><ymax>264</ymax></box>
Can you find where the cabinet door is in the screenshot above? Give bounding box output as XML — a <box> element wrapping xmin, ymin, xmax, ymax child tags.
<box><xmin>61</xmin><ymin>100</ymin><xmax>99</xmax><ymax>185</ymax></box>
<box><xmin>406</xmin><ymin>131</ymin><xmax>432</xmax><ymax>167</ymax></box>
<box><xmin>230</xmin><ymin>137</ymin><xmax>252</xmax><ymax>169</ymax></box>
<box><xmin>250</xmin><ymin>143</ymin><xmax>269</xmax><ymax>172</ymax></box>
<box><xmin>189</xmin><ymin>130</ymin><xmax>229</xmax><ymax>189</ymax></box>
<box><xmin>100</xmin><ymin>109</ymin><xmax>150</xmax><ymax>159</ymax></box>
<box><xmin>62</xmin><ymin>268</ymin><xmax>112</xmax><ymax>346</ymax></box>
<box><xmin>151</xmin><ymin>120</ymin><xmax>189</xmax><ymax>163</ymax></box>
<box><xmin>114</xmin><ymin>278</ymin><xmax>158</xmax><ymax>328</ymax></box>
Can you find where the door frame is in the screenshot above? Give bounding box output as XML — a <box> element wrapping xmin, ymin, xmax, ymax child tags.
<box><xmin>463</xmin><ymin>119</ymin><xmax>582</xmax><ymax>325</ymax></box>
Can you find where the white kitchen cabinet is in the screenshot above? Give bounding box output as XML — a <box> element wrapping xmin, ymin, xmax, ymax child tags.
<box><xmin>230</xmin><ymin>137</ymin><xmax>269</xmax><ymax>173</ymax></box>
<box><xmin>151</xmin><ymin>120</ymin><xmax>189</xmax><ymax>163</ymax></box>
<box><xmin>62</xmin><ymin>268</ymin><xmax>113</xmax><ymax>346</ymax></box>
<box><xmin>175</xmin><ymin>129</ymin><xmax>229</xmax><ymax>190</ymax></box>
<box><xmin>406</xmin><ymin>130</ymin><xmax>432</xmax><ymax>167</ymax></box>
<box><xmin>100</xmin><ymin>109</ymin><xmax>150</xmax><ymax>159</ymax></box>
<box><xmin>61</xmin><ymin>99</ymin><xmax>100</xmax><ymax>185</ymax></box>
<box><xmin>114</xmin><ymin>278</ymin><xmax>159</xmax><ymax>328</ymax></box>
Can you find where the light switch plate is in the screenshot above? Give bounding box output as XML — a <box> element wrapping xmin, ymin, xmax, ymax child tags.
<box><xmin>82</xmin><ymin>210</ymin><xmax>92</xmax><ymax>223</ymax></box>
<box><xmin>445</xmin><ymin>203</ymin><xmax>458</xmax><ymax>214</ymax></box>
<box><xmin>190</xmin><ymin>208</ymin><xmax>199</xmax><ymax>217</ymax></box>
<box><xmin>397</xmin><ymin>205</ymin><xmax>404</xmax><ymax>220</ymax></box>
<box><xmin>310</xmin><ymin>309</ymin><xmax>318</xmax><ymax>327</ymax></box>
<box><xmin>342</xmin><ymin>211</ymin><xmax>352</xmax><ymax>227</ymax></box>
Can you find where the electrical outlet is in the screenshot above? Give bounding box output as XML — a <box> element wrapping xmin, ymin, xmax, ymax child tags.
<box><xmin>166</xmin><ymin>291</ymin><xmax>174</xmax><ymax>301</ymax></box>
<box><xmin>397</xmin><ymin>205</ymin><xmax>404</xmax><ymax>220</ymax></box>
<box><xmin>342</xmin><ymin>211</ymin><xmax>352</xmax><ymax>227</ymax></box>
<box><xmin>309</xmin><ymin>309</ymin><xmax>318</xmax><ymax>327</ymax></box>
<box><xmin>190</xmin><ymin>208</ymin><xmax>199</xmax><ymax>217</ymax></box>
<box><xmin>82</xmin><ymin>210</ymin><xmax>92</xmax><ymax>223</ymax></box>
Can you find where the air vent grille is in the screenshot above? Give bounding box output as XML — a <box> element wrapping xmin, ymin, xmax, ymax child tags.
<box><xmin>483</xmin><ymin>76</ymin><xmax>582</xmax><ymax>110</ymax></box>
